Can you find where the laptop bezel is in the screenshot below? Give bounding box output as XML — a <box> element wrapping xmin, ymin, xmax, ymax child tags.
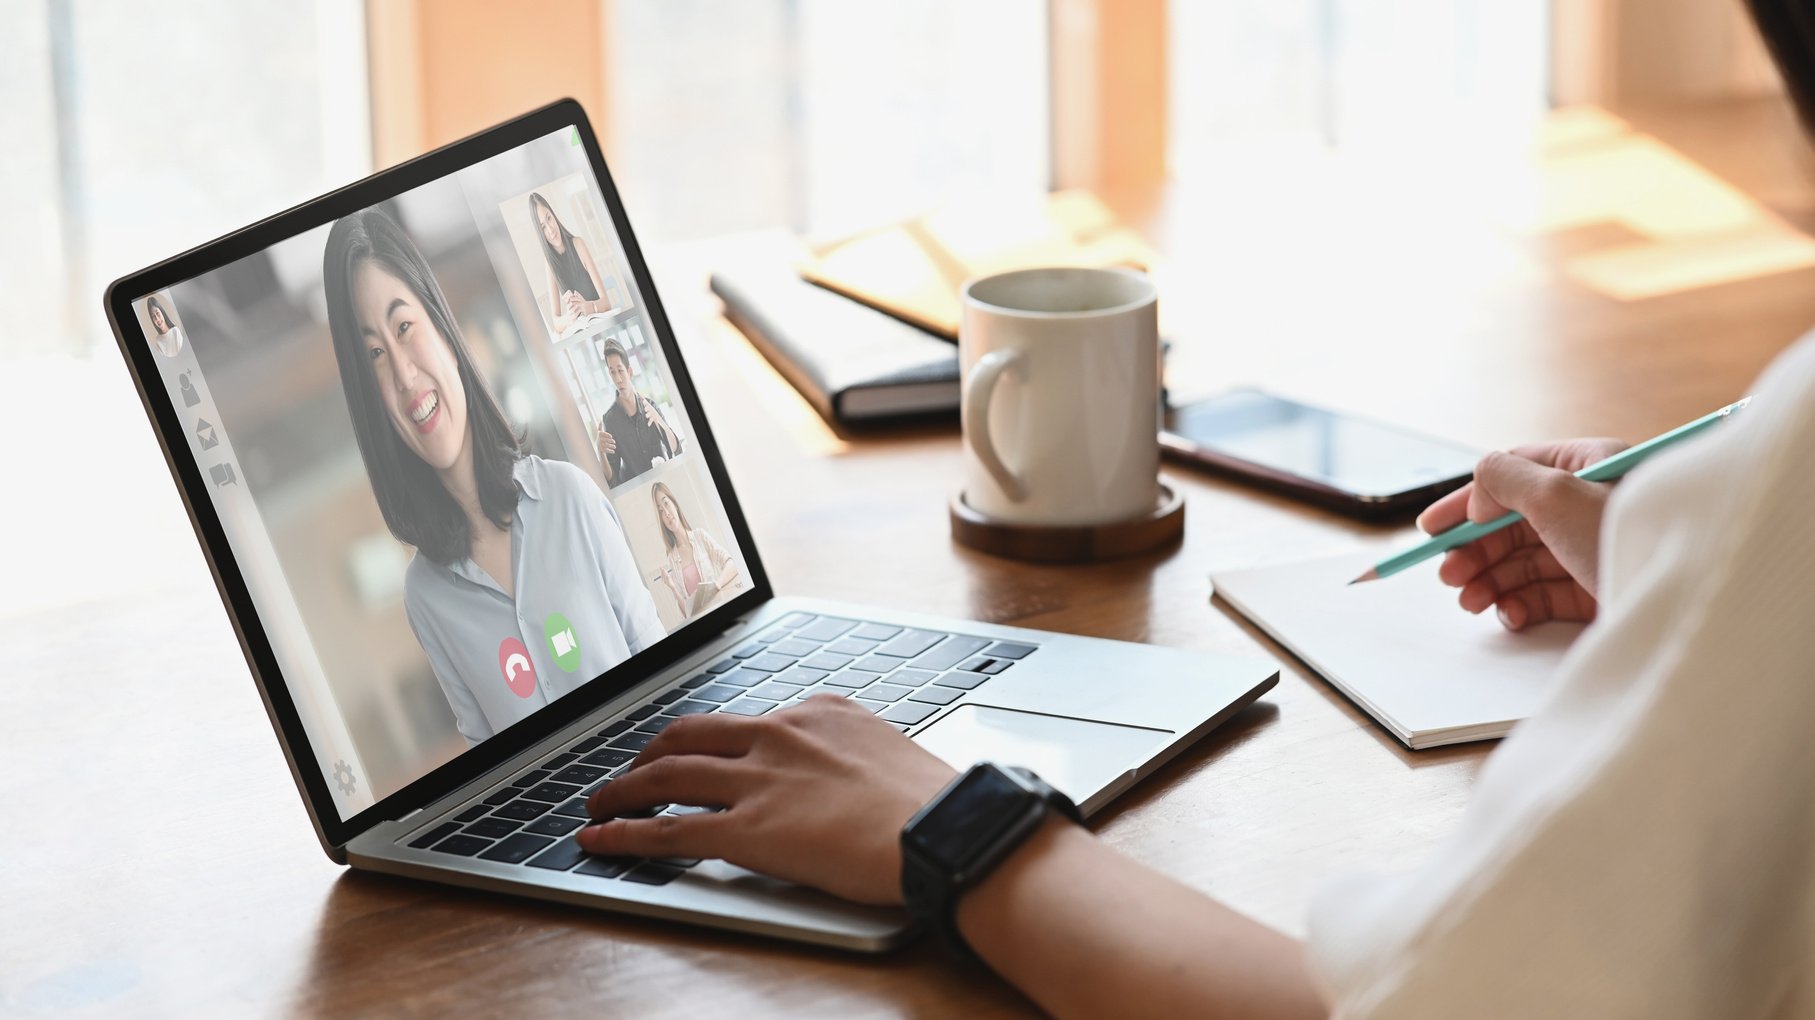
<box><xmin>103</xmin><ymin>99</ymin><xmax>775</xmax><ymax>854</ymax></box>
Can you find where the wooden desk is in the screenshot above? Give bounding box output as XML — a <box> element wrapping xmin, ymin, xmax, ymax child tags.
<box><xmin>5</xmin><ymin>99</ymin><xmax>1813</xmax><ymax>1018</ymax></box>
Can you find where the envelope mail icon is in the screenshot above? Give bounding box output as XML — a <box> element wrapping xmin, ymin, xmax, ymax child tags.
<box><xmin>195</xmin><ymin>418</ymin><xmax>219</xmax><ymax>451</ymax></box>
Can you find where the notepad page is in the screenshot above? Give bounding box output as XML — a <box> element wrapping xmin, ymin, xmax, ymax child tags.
<box><xmin>1211</xmin><ymin>552</ymin><xmax>1584</xmax><ymax>748</ymax></box>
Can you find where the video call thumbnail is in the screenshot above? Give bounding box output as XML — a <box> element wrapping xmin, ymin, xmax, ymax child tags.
<box><xmin>135</xmin><ymin>128</ymin><xmax>750</xmax><ymax>817</ymax></box>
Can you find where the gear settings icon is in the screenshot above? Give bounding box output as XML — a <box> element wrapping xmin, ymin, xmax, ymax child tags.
<box><xmin>332</xmin><ymin>759</ymin><xmax>357</xmax><ymax>796</ymax></box>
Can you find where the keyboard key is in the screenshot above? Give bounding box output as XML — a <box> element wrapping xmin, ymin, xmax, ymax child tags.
<box><xmin>933</xmin><ymin>670</ymin><xmax>990</xmax><ymax>691</ymax></box>
<box><xmin>958</xmin><ymin>656</ymin><xmax>1012</xmax><ymax>675</ymax></box>
<box><xmin>731</xmin><ymin>643</ymin><xmax>763</xmax><ymax>659</ymax></box>
<box><xmin>706</xmin><ymin>658</ymin><xmax>738</xmax><ymax>674</ymax></box>
<box><xmin>986</xmin><ymin>641</ymin><xmax>1037</xmax><ymax>660</ymax></box>
<box><xmin>653</xmin><ymin>688</ymin><xmax>686</xmax><ymax>706</ymax></box>
<box><xmin>554</xmin><ymin>797</ymin><xmax>594</xmax><ymax>819</ymax></box>
<box><xmin>579</xmin><ymin>748</ymin><xmax>636</xmax><ymax>769</ymax></box>
<box><xmin>526</xmin><ymin>836</ymin><xmax>589</xmax><ymax>871</ymax></box>
<box><xmin>720</xmin><ymin>698</ymin><xmax>774</xmax><ymax>716</ymax></box>
<box><xmin>801</xmin><ymin>651</ymin><xmax>854</xmax><ymax>671</ymax></box>
<box><xmin>622</xmin><ymin>863</ymin><xmax>688</xmax><ymax>886</ymax></box>
<box><xmin>766</xmin><ymin>638</ymin><xmax>820</xmax><ymax>657</ymax></box>
<box><xmin>550</xmin><ymin>764</ymin><xmax>609</xmax><ymax>786</ymax></box>
<box><xmin>409</xmin><ymin>822</ymin><xmax>462</xmax><ymax>849</ymax></box>
<box><xmin>852</xmin><ymin>699</ymin><xmax>888</xmax><ymax>714</ymax></box>
<box><xmin>663</xmin><ymin>699</ymin><xmax>718</xmax><ymax>717</ymax></box>
<box><xmin>479</xmin><ymin>832</ymin><xmax>555</xmax><ymax>864</ymax></box>
<box><xmin>607</xmin><ymin>731</ymin><xmax>658</xmax><ymax>752</ymax></box>
<box><xmin>911</xmin><ymin>637</ymin><xmax>992</xmax><ymax>671</ymax></box>
<box><xmin>822</xmin><ymin>670</ymin><xmax>874</xmax><ymax>690</ymax></box>
<box><xmin>598</xmin><ymin>720</ymin><xmax>632</xmax><ymax>739</ymax></box>
<box><xmin>824</xmin><ymin>637</ymin><xmax>879</xmax><ymax>656</ymax></box>
<box><xmin>627</xmin><ymin>705</ymin><xmax>660</xmax><ymax>722</ymax></box>
<box><xmin>542</xmin><ymin>753</ymin><xmax>579</xmax><ymax>771</ymax></box>
<box><xmin>861</xmin><ymin>683</ymin><xmax>911</xmax><ymax>703</ymax></box>
<box><xmin>652</xmin><ymin>857</ymin><xmax>702</xmax><ymax>868</ymax></box>
<box><xmin>776</xmin><ymin>612</ymin><xmax>816</xmax><ymax>628</ymax></box>
<box><xmin>455</xmin><ymin>806</ymin><xmax>489</xmax><ymax>824</ymax></box>
<box><xmin>576</xmin><ymin>856</ymin><xmax>636</xmax><ymax>878</ymax></box>
<box><xmin>754</xmin><ymin>624</ymin><xmax>796</xmax><ymax>642</ymax></box>
<box><xmin>680</xmin><ymin>673</ymin><xmax>712</xmax><ymax>689</ymax></box>
<box><xmin>569</xmin><ymin>736</ymin><xmax>604</xmax><ymax>754</ymax></box>
<box><xmin>635</xmin><ymin>716</ymin><xmax>677</xmax><ymax>735</ymax></box>
<box><xmin>793</xmin><ymin>616</ymin><xmax>858</xmax><ymax>642</ymax></box>
<box><xmin>484</xmin><ymin>789</ymin><xmax>518</xmax><ymax>806</ymax></box>
<box><xmin>582</xmin><ymin>779</ymin><xmax>610</xmax><ymax>797</ymax></box>
<box><xmin>849</xmin><ymin>622</ymin><xmax>903</xmax><ymax>641</ymax></box>
<box><xmin>890</xmin><ymin>668</ymin><xmax>937</xmax><ymax>687</ymax></box>
<box><xmin>740</xmin><ymin>652</ymin><xmax>798</xmax><ymax>673</ymax></box>
<box><xmin>851</xmin><ymin>655</ymin><xmax>902</xmax><ymax>674</ymax></box>
<box><xmin>522</xmin><ymin>781</ymin><xmax>584</xmax><ymax>803</ymax></box>
<box><xmin>908</xmin><ymin>685</ymin><xmax>964</xmax><ymax>705</ymax></box>
<box><xmin>511</xmin><ymin>769</ymin><xmax>551</xmax><ymax>789</ymax></box>
<box><xmin>431</xmin><ymin>834</ymin><xmax>493</xmax><ymax>856</ymax></box>
<box><xmin>463</xmin><ymin>817</ymin><xmax>523</xmax><ymax>839</ymax></box>
<box><xmin>493</xmin><ymin>799</ymin><xmax>553</xmax><ymax>821</ymax></box>
<box><xmin>882</xmin><ymin>702</ymin><xmax>940</xmax><ymax>726</ymax></box>
<box><xmin>691</xmin><ymin>684</ymin><xmax>742</xmax><ymax>704</ymax></box>
<box><xmin>715</xmin><ymin>668</ymin><xmax>766</xmax><ymax>688</ymax></box>
<box><xmin>875</xmin><ymin>629</ymin><xmax>943</xmax><ymax>658</ymax></box>
<box><xmin>524</xmin><ymin>814</ymin><xmax>585</xmax><ymax>836</ymax></box>
<box><xmin>773</xmin><ymin>665</ymin><xmax>831</xmax><ymax>686</ymax></box>
<box><xmin>747</xmin><ymin>681</ymin><xmax>806</xmax><ymax>701</ymax></box>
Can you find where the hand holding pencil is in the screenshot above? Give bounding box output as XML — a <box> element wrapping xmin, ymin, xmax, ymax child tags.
<box><xmin>1353</xmin><ymin>397</ymin><xmax>1752</xmax><ymax>631</ymax></box>
<box><xmin>1410</xmin><ymin>438</ymin><xmax>1626</xmax><ymax>631</ymax></box>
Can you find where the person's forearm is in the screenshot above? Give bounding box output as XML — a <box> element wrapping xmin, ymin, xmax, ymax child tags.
<box><xmin>956</xmin><ymin>818</ymin><xmax>1326</xmax><ymax>1020</ymax></box>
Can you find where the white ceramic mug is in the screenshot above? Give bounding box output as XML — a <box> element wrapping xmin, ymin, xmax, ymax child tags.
<box><xmin>960</xmin><ymin>266</ymin><xmax>1160</xmax><ymax>526</ymax></box>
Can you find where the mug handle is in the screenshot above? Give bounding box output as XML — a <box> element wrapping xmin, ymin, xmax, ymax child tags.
<box><xmin>964</xmin><ymin>348</ymin><xmax>1027</xmax><ymax>502</ymax></box>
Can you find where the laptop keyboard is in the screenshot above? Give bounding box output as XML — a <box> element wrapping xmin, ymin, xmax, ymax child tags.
<box><xmin>401</xmin><ymin>612</ymin><xmax>1039</xmax><ymax>882</ymax></box>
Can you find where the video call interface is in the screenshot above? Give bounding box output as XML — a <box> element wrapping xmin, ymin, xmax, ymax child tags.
<box><xmin>133</xmin><ymin>127</ymin><xmax>752</xmax><ymax>818</ymax></box>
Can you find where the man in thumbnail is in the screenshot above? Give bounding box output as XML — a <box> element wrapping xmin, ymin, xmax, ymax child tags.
<box><xmin>596</xmin><ymin>340</ymin><xmax>681</xmax><ymax>487</ymax></box>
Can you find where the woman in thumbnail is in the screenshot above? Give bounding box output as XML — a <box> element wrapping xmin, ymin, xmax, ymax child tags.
<box><xmin>649</xmin><ymin>481</ymin><xmax>738</xmax><ymax>619</ymax></box>
<box><xmin>324</xmin><ymin>207</ymin><xmax>663</xmax><ymax>746</ymax></box>
<box><xmin>529</xmin><ymin>192</ymin><xmax>612</xmax><ymax>332</ymax></box>
<box><xmin>146</xmin><ymin>296</ymin><xmax>185</xmax><ymax>357</ymax></box>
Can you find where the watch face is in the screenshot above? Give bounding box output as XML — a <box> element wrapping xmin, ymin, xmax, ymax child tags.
<box><xmin>907</xmin><ymin>765</ymin><xmax>1030</xmax><ymax>873</ymax></box>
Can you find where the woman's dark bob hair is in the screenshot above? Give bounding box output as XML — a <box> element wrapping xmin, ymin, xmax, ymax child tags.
<box><xmin>323</xmin><ymin>206</ymin><xmax>524</xmax><ymax>565</ymax></box>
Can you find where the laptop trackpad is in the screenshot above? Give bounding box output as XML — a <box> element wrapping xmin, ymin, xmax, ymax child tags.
<box><xmin>912</xmin><ymin>705</ymin><xmax>1172</xmax><ymax>803</ymax></box>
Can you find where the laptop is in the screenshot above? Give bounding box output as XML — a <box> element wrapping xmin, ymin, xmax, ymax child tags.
<box><xmin>104</xmin><ymin>101</ymin><xmax>1277</xmax><ymax>952</ymax></box>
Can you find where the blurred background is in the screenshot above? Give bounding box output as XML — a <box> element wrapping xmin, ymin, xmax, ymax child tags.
<box><xmin>1</xmin><ymin>0</ymin><xmax>1806</xmax><ymax>703</ymax></box>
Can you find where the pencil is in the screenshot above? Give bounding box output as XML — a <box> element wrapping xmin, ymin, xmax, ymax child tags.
<box><xmin>1349</xmin><ymin>396</ymin><xmax>1754</xmax><ymax>585</ymax></box>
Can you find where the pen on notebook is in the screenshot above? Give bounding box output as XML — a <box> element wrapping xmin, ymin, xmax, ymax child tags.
<box><xmin>1349</xmin><ymin>396</ymin><xmax>1755</xmax><ymax>586</ymax></box>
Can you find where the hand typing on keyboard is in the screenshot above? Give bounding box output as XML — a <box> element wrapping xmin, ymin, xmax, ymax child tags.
<box><xmin>578</xmin><ymin>695</ymin><xmax>956</xmax><ymax>905</ymax></box>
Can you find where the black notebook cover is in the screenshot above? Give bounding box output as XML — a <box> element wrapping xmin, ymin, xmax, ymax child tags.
<box><xmin>710</xmin><ymin>262</ymin><xmax>958</xmax><ymax>425</ymax></box>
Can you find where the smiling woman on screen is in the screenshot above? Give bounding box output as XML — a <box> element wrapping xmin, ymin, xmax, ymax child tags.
<box><xmin>323</xmin><ymin>207</ymin><xmax>663</xmax><ymax>746</ymax></box>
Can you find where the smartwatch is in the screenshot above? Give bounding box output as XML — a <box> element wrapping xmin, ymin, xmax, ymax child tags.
<box><xmin>899</xmin><ymin>762</ymin><xmax>1082</xmax><ymax>960</ymax></box>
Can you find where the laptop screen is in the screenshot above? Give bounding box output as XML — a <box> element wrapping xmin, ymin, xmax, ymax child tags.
<box><xmin>126</xmin><ymin>125</ymin><xmax>754</xmax><ymax>820</ymax></box>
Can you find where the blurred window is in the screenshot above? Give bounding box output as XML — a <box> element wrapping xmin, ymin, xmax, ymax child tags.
<box><xmin>1</xmin><ymin>0</ymin><xmax>369</xmax><ymax>357</ymax></box>
<box><xmin>606</xmin><ymin>0</ymin><xmax>1050</xmax><ymax>241</ymax></box>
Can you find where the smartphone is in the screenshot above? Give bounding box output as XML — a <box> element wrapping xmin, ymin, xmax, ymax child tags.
<box><xmin>1161</xmin><ymin>390</ymin><xmax>1479</xmax><ymax>518</ymax></box>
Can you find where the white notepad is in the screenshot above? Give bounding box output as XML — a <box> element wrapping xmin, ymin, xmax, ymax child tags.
<box><xmin>1211</xmin><ymin>552</ymin><xmax>1585</xmax><ymax>749</ymax></box>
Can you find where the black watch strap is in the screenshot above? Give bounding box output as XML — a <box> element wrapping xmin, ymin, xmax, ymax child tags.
<box><xmin>900</xmin><ymin>763</ymin><xmax>1081</xmax><ymax>962</ymax></box>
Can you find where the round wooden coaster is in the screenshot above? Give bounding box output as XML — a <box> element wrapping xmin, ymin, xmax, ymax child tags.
<box><xmin>949</xmin><ymin>483</ymin><xmax>1185</xmax><ymax>564</ymax></box>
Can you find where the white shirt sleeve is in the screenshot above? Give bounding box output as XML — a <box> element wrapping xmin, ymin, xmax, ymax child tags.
<box><xmin>1307</xmin><ymin>334</ymin><xmax>1815</xmax><ymax>1018</ymax></box>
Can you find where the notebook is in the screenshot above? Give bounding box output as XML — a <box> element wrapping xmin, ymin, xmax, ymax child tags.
<box><xmin>711</xmin><ymin>259</ymin><xmax>960</xmax><ymax>424</ymax></box>
<box><xmin>1210</xmin><ymin>552</ymin><xmax>1585</xmax><ymax>749</ymax></box>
